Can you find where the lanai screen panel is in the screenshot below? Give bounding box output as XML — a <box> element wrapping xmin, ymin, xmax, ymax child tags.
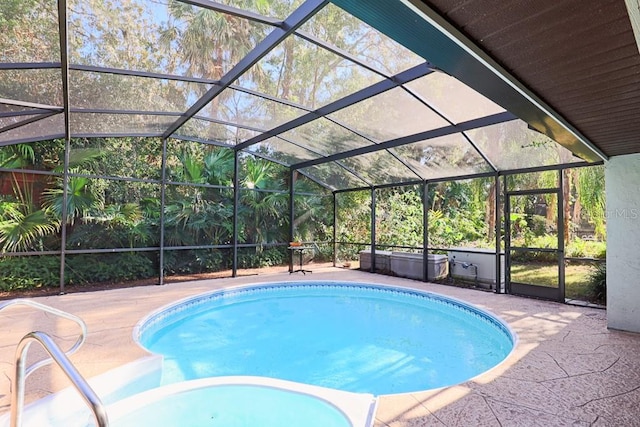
<box><xmin>175</xmin><ymin>119</ymin><xmax>261</xmax><ymax>146</ymax></box>
<box><xmin>0</xmin><ymin>105</ymin><xmax>50</xmax><ymax>116</ymax></box>
<box><xmin>299</xmin><ymin>161</ymin><xmax>369</xmax><ymax>191</ymax></box>
<box><xmin>68</xmin><ymin>71</ymin><xmax>211</xmax><ymax>113</ymax></box>
<box><xmin>70</xmin><ymin>137</ymin><xmax>162</xmax><ymax>180</ymax></box>
<box><xmin>0</xmin><ymin>0</ymin><xmax>60</xmax><ymax>142</ymax></box>
<box><xmin>0</xmin><ymin>115</ymin><xmax>40</xmax><ymax>131</ymax></box>
<box><xmin>0</xmin><ymin>114</ymin><xmax>65</xmax><ymax>144</ymax></box>
<box><xmin>0</xmin><ymin>0</ymin><xmax>602</xmax><ymax>190</ymax></box>
<box><xmin>298</xmin><ymin>3</ymin><xmax>425</xmax><ymax>76</ymax></box>
<box><xmin>193</xmin><ymin>87</ymin><xmax>308</xmax><ymax>133</ymax></box>
<box><xmin>233</xmin><ymin>33</ymin><xmax>385</xmax><ymax>110</ymax></box>
<box><xmin>67</xmin><ymin>0</ymin><xmax>273</xmax><ymax>80</ymax></box>
<box><xmin>327</xmin><ymin>86</ymin><xmax>450</xmax><ymax>142</ymax></box>
<box><xmin>0</xmin><ymin>0</ymin><xmax>60</xmax><ymax>63</ymax></box>
<box><xmin>247</xmin><ymin>137</ymin><xmax>324</xmax><ymax>165</ymax></box>
<box><xmin>392</xmin><ymin>133</ymin><xmax>495</xmax><ymax>180</ymax></box>
<box><xmin>212</xmin><ymin>0</ymin><xmax>304</xmax><ymax>19</ymax></box>
<box><xmin>338</xmin><ymin>150</ymin><xmax>421</xmax><ymax>187</ymax></box>
<box><xmin>0</xmin><ymin>69</ymin><xmax>63</xmax><ymax>107</ymax></box>
<box><xmin>279</xmin><ymin>117</ymin><xmax>374</xmax><ymax>157</ymax></box>
<box><xmin>466</xmin><ymin>121</ymin><xmax>584</xmax><ymax>170</ymax></box>
<box><xmin>405</xmin><ymin>72</ymin><xmax>507</xmax><ymax>124</ymax></box>
<box><xmin>70</xmin><ymin>113</ymin><xmax>178</xmax><ymax>137</ymax></box>
<box><xmin>65</xmin><ymin>0</ymin><xmax>277</xmax><ymax>138</ymax></box>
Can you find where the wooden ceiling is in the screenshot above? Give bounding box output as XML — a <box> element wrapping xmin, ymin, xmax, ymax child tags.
<box><xmin>420</xmin><ymin>0</ymin><xmax>640</xmax><ymax>158</ymax></box>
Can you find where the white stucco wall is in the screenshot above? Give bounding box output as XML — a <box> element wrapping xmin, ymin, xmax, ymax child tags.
<box><xmin>606</xmin><ymin>153</ymin><xmax>640</xmax><ymax>332</ymax></box>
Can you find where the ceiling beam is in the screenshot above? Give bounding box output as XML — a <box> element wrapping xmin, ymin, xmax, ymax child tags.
<box><xmin>0</xmin><ymin>62</ymin><xmax>60</xmax><ymax>70</ymax></box>
<box><xmin>0</xmin><ymin>98</ymin><xmax>63</xmax><ymax>111</ymax></box>
<box><xmin>57</xmin><ymin>0</ymin><xmax>70</xmax><ymax>139</ymax></box>
<box><xmin>178</xmin><ymin>0</ymin><xmax>282</xmax><ymax>26</ymax></box>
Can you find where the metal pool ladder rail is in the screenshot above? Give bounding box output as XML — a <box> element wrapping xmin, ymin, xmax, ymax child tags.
<box><xmin>0</xmin><ymin>299</ymin><xmax>109</xmax><ymax>427</ymax></box>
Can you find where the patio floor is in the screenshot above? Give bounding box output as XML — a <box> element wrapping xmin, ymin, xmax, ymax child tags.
<box><xmin>1</xmin><ymin>267</ymin><xmax>639</xmax><ymax>426</ymax></box>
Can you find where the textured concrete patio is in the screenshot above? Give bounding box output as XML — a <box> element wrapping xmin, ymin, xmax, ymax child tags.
<box><xmin>1</xmin><ymin>267</ymin><xmax>639</xmax><ymax>426</ymax></box>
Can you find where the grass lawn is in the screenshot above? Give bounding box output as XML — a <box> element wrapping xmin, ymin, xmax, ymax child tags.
<box><xmin>510</xmin><ymin>263</ymin><xmax>597</xmax><ymax>301</ymax></box>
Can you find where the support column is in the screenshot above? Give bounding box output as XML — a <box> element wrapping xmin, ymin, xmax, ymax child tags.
<box><xmin>370</xmin><ymin>187</ymin><xmax>376</xmax><ymax>273</ymax></box>
<box><xmin>232</xmin><ymin>151</ymin><xmax>239</xmax><ymax>277</ymax></box>
<box><xmin>57</xmin><ymin>0</ymin><xmax>70</xmax><ymax>294</ymax></box>
<box><xmin>423</xmin><ymin>182</ymin><xmax>429</xmax><ymax>282</ymax></box>
<box><xmin>158</xmin><ymin>138</ymin><xmax>167</xmax><ymax>285</ymax></box>
<box><xmin>494</xmin><ymin>173</ymin><xmax>501</xmax><ymax>293</ymax></box>
<box><xmin>333</xmin><ymin>192</ymin><xmax>337</xmax><ymax>267</ymax></box>
<box><xmin>504</xmin><ymin>175</ymin><xmax>510</xmax><ymax>294</ymax></box>
<box><xmin>289</xmin><ymin>169</ymin><xmax>296</xmax><ymax>273</ymax></box>
<box><xmin>59</xmin><ymin>137</ymin><xmax>71</xmax><ymax>294</ymax></box>
<box><xmin>606</xmin><ymin>154</ymin><xmax>640</xmax><ymax>332</ymax></box>
<box><xmin>558</xmin><ymin>169</ymin><xmax>566</xmax><ymax>301</ymax></box>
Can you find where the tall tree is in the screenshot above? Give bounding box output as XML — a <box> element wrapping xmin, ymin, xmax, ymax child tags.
<box><xmin>577</xmin><ymin>165</ymin><xmax>605</xmax><ymax>240</ymax></box>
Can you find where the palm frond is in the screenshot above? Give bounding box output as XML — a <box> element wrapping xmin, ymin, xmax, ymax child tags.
<box><xmin>0</xmin><ymin>209</ymin><xmax>58</xmax><ymax>252</ymax></box>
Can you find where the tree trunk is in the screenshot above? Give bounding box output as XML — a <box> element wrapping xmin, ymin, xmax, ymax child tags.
<box><xmin>572</xmin><ymin>168</ymin><xmax>582</xmax><ymax>227</ymax></box>
<box><xmin>487</xmin><ymin>181</ymin><xmax>496</xmax><ymax>241</ymax></box>
<box><xmin>563</xmin><ymin>169</ymin><xmax>571</xmax><ymax>243</ymax></box>
<box><xmin>280</xmin><ymin>38</ymin><xmax>294</xmax><ymax>100</ymax></box>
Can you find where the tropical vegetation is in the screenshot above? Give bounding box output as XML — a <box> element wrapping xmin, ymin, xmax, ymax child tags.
<box><xmin>0</xmin><ymin>136</ymin><xmax>607</xmax><ymax>303</ymax></box>
<box><xmin>0</xmin><ymin>138</ymin><xmax>333</xmax><ymax>290</ymax></box>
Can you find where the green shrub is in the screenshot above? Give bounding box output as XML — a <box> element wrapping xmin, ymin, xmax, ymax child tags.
<box><xmin>529</xmin><ymin>215</ymin><xmax>548</xmax><ymax>236</ymax></box>
<box><xmin>0</xmin><ymin>252</ymin><xmax>159</xmax><ymax>291</ymax></box>
<box><xmin>510</xmin><ymin>234</ymin><xmax>558</xmax><ymax>262</ymax></box>
<box><xmin>509</xmin><ymin>236</ymin><xmax>606</xmax><ymax>263</ymax></box>
<box><xmin>566</xmin><ymin>238</ymin><xmax>586</xmax><ymax>258</ymax></box>
<box><xmin>163</xmin><ymin>249</ymin><xmax>227</xmax><ymax>275</ymax></box>
<box><xmin>337</xmin><ymin>243</ymin><xmax>367</xmax><ymax>262</ymax></box>
<box><xmin>0</xmin><ymin>256</ymin><xmax>61</xmax><ymax>291</ymax></box>
<box><xmin>592</xmin><ymin>244</ymin><xmax>606</xmax><ymax>259</ymax></box>
<box><xmin>587</xmin><ymin>262</ymin><xmax>606</xmax><ymax>304</ymax></box>
<box><xmin>566</xmin><ymin>238</ymin><xmax>606</xmax><ymax>259</ymax></box>
<box><xmin>313</xmin><ymin>243</ymin><xmax>333</xmax><ymax>262</ymax></box>
<box><xmin>428</xmin><ymin>209</ymin><xmax>486</xmax><ymax>248</ymax></box>
<box><xmin>65</xmin><ymin>253</ymin><xmax>156</xmax><ymax>285</ymax></box>
<box><xmin>238</xmin><ymin>247</ymin><xmax>286</xmax><ymax>269</ymax></box>
<box><xmin>510</xmin><ymin>251</ymin><xmax>557</xmax><ymax>263</ymax></box>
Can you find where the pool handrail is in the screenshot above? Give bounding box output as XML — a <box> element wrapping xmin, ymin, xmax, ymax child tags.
<box><xmin>0</xmin><ymin>298</ymin><xmax>87</xmax><ymax>378</ymax></box>
<box><xmin>0</xmin><ymin>299</ymin><xmax>107</xmax><ymax>426</ymax></box>
<box><xmin>11</xmin><ymin>331</ymin><xmax>108</xmax><ymax>427</ymax></box>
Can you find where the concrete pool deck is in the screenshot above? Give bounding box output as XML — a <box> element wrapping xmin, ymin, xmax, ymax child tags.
<box><xmin>1</xmin><ymin>267</ymin><xmax>639</xmax><ymax>426</ymax></box>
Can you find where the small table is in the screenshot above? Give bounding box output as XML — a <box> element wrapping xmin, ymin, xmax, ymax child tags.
<box><xmin>288</xmin><ymin>246</ymin><xmax>313</xmax><ymax>274</ymax></box>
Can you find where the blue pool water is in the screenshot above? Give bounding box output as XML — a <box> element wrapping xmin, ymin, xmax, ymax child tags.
<box><xmin>137</xmin><ymin>282</ymin><xmax>514</xmax><ymax>395</ymax></box>
<box><xmin>109</xmin><ymin>383</ymin><xmax>352</xmax><ymax>427</ymax></box>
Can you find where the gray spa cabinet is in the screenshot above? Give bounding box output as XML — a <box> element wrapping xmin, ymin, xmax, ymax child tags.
<box><xmin>358</xmin><ymin>250</ymin><xmax>392</xmax><ymax>274</ymax></box>
<box><xmin>359</xmin><ymin>250</ymin><xmax>448</xmax><ymax>281</ymax></box>
<box><xmin>389</xmin><ymin>252</ymin><xmax>448</xmax><ymax>281</ymax></box>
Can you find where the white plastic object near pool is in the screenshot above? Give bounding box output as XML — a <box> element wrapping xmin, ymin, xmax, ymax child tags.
<box><xmin>0</xmin><ymin>358</ymin><xmax>376</xmax><ymax>427</ymax></box>
<box><xmin>107</xmin><ymin>376</ymin><xmax>376</xmax><ymax>427</ymax></box>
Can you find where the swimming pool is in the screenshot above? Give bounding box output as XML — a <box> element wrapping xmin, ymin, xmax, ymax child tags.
<box><xmin>136</xmin><ymin>281</ymin><xmax>515</xmax><ymax>395</ymax></box>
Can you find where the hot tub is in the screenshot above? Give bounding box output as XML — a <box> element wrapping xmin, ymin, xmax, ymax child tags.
<box><xmin>107</xmin><ymin>376</ymin><xmax>376</xmax><ymax>427</ymax></box>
